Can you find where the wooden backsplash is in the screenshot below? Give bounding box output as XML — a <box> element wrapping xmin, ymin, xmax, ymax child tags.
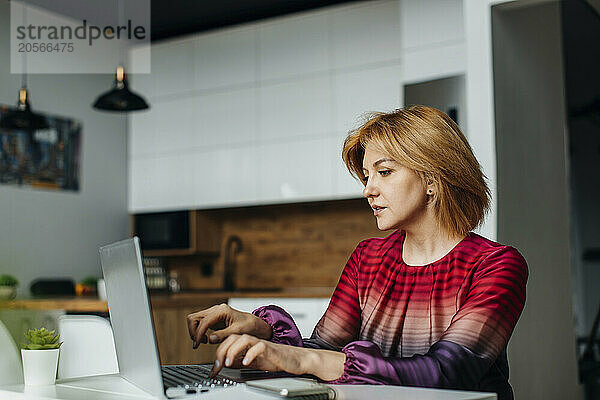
<box><xmin>208</xmin><ymin>198</ymin><xmax>390</xmax><ymax>290</ymax></box>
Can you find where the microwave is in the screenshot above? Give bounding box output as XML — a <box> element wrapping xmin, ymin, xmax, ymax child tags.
<box><xmin>132</xmin><ymin>210</ymin><xmax>221</xmax><ymax>256</ymax></box>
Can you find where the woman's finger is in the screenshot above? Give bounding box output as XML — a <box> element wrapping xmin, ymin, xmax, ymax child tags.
<box><xmin>242</xmin><ymin>340</ymin><xmax>267</xmax><ymax>367</ymax></box>
<box><xmin>192</xmin><ymin>311</ymin><xmax>228</xmax><ymax>349</ymax></box>
<box><xmin>224</xmin><ymin>334</ymin><xmax>256</xmax><ymax>367</ymax></box>
<box><xmin>186</xmin><ymin>304</ymin><xmax>230</xmax><ymax>344</ymax></box>
<box><xmin>185</xmin><ymin>304</ymin><xmax>221</xmax><ymax>332</ymax></box>
<box><xmin>186</xmin><ymin>317</ymin><xmax>198</xmax><ymax>341</ymax></box>
<box><xmin>211</xmin><ymin>334</ymin><xmax>240</xmax><ymax>377</ymax></box>
<box><xmin>186</xmin><ymin>318</ymin><xmax>208</xmax><ymax>345</ymax></box>
<box><xmin>207</xmin><ymin>324</ymin><xmax>239</xmax><ymax>344</ymax></box>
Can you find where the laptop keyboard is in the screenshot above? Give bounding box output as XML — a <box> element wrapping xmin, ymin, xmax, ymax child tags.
<box><xmin>162</xmin><ymin>365</ymin><xmax>239</xmax><ymax>390</ymax></box>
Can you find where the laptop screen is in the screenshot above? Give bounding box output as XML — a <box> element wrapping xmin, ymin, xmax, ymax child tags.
<box><xmin>99</xmin><ymin>237</ymin><xmax>165</xmax><ymax>398</ymax></box>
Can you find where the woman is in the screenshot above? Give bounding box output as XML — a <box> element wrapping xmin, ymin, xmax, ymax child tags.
<box><xmin>187</xmin><ymin>105</ymin><xmax>528</xmax><ymax>400</ymax></box>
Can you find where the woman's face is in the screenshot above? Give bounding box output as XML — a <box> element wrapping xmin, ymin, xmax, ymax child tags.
<box><xmin>362</xmin><ymin>143</ymin><xmax>429</xmax><ymax>231</ymax></box>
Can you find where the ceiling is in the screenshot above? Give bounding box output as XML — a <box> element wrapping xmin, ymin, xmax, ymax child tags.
<box><xmin>150</xmin><ymin>0</ymin><xmax>365</xmax><ymax>42</ymax></box>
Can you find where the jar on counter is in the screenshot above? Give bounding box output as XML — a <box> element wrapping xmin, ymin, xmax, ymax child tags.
<box><xmin>168</xmin><ymin>271</ymin><xmax>181</xmax><ymax>293</ymax></box>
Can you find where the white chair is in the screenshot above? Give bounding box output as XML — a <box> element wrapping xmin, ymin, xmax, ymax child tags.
<box><xmin>57</xmin><ymin>315</ymin><xmax>119</xmax><ymax>379</ymax></box>
<box><xmin>0</xmin><ymin>319</ymin><xmax>23</xmax><ymax>385</ymax></box>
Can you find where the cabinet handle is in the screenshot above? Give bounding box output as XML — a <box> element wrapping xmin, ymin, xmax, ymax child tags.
<box><xmin>290</xmin><ymin>313</ymin><xmax>307</xmax><ymax>319</ymax></box>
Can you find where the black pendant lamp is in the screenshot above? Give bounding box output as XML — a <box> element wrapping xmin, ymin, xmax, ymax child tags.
<box><xmin>0</xmin><ymin>87</ymin><xmax>49</xmax><ymax>131</ymax></box>
<box><xmin>93</xmin><ymin>66</ymin><xmax>149</xmax><ymax>112</ymax></box>
<box><xmin>0</xmin><ymin>3</ymin><xmax>50</xmax><ymax>132</ymax></box>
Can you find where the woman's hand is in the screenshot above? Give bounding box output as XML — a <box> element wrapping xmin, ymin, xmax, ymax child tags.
<box><xmin>186</xmin><ymin>304</ymin><xmax>272</xmax><ymax>349</ymax></box>
<box><xmin>210</xmin><ymin>334</ymin><xmax>346</xmax><ymax>382</ymax></box>
<box><xmin>210</xmin><ymin>334</ymin><xmax>309</xmax><ymax>377</ymax></box>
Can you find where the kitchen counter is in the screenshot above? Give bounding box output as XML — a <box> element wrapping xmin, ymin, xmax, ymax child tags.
<box><xmin>0</xmin><ymin>297</ymin><xmax>108</xmax><ymax>312</ymax></box>
<box><xmin>0</xmin><ymin>288</ymin><xmax>334</xmax><ymax>312</ymax></box>
<box><xmin>150</xmin><ymin>287</ymin><xmax>334</xmax><ymax>307</ymax></box>
<box><xmin>1</xmin><ymin>288</ymin><xmax>334</xmax><ymax>365</ymax></box>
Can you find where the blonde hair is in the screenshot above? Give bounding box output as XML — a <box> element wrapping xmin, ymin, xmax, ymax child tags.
<box><xmin>342</xmin><ymin>105</ymin><xmax>490</xmax><ymax>237</ymax></box>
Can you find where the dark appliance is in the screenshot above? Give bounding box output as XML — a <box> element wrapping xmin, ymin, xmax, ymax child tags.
<box><xmin>134</xmin><ymin>211</ymin><xmax>190</xmax><ymax>251</ymax></box>
<box><xmin>132</xmin><ymin>210</ymin><xmax>221</xmax><ymax>256</ymax></box>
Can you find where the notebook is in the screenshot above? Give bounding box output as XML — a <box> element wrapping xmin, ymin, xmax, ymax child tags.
<box><xmin>99</xmin><ymin>237</ymin><xmax>302</xmax><ymax>399</ymax></box>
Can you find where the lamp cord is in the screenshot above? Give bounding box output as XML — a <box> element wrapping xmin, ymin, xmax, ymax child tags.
<box><xmin>22</xmin><ymin>0</ymin><xmax>27</xmax><ymax>89</ymax></box>
<box><xmin>118</xmin><ymin>0</ymin><xmax>125</xmax><ymax>68</ymax></box>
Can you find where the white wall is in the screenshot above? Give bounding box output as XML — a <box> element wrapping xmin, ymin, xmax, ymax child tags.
<box><xmin>128</xmin><ymin>0</ymin><xmax>468</xmax><ymax>214</ymax></box>
<box><xmin>0</xmin><ymin>0</ymin><xmax>129</xmax><ymax>296</ymax></box>
<box><xmin>492</xmin><ymin>2</ymin><xmax>583</xmax><ymax>399</ymax></box>
<box><xmin>463</xmin><ymin>0</ymin><xmax>505</xmax><ymax>241</ymax></box>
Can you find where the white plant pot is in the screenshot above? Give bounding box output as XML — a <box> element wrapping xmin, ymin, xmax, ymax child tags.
<box><xmin>0</xmin><ymin>285</ymin><xmax>17</xmax><ymax>300</ymax></box>
<box><xmin>21</xmin><ymin>349</ymin><xmax>60</xmax><ymax>386</ymax></box>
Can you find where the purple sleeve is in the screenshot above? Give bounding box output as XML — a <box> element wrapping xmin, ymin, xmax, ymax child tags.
<box><xmin>328</xmin><ymin>340</ymin><xmax>492</xmax><ymax>390</ymax></box>
<box><xmin>252</xmin><ymin>305</ymin><xmax>303</xmax><ymax>347</ymax></box>
<box><xmin>253</xmin><ymin>306</ymin><xmax>497</xmax><ymax>393</ymax></box>
<box><xmin>252</xmin><ymin>305</ymin><xmax>337</xmax><ymax>350</ymax></box>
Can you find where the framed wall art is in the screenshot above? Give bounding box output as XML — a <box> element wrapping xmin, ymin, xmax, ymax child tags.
<box><xmin>0</xmin><ymin>105</ymin><xmax>81</xmax><ymax>192</ymax></box>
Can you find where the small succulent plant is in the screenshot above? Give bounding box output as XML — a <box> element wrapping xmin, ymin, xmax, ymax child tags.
<box><xmin>21</xmin><ymin>328</ymin><xmax>63</xmax><ymax>350</ymax></box>
<box><xmin>0</xmin><ymin>274</ymin><xmax>19</xmax><ymax>287</ymax></box>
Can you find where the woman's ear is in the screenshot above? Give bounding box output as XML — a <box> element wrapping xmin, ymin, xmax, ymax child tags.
<box><xmin>425</xmin><ymin>174</ymin><xmax>436</xmax><ymax>196</ymax></box>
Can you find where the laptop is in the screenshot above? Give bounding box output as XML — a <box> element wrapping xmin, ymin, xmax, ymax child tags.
<box><xmin>99</xmin><ymin>237</ymin><xmax>291</xmax><ymax>398</ymax></box>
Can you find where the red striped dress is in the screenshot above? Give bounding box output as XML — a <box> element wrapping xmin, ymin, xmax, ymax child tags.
<box><xmin>255</xmin><ymin>230</ymin><xmax>528</xmax><ymax>399</ymax></box>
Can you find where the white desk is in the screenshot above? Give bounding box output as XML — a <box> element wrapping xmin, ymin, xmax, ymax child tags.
<box><xmin>0</xmin><ymin>374</ymin><xmax>496</xmax><ymax>400</ymax></box>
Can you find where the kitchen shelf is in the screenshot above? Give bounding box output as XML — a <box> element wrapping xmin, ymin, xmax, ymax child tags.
<box><xmin>0</xmin><ymin>297</ymin><xmax>108</xmax><ymax>312</ymax></box>
<box><xmin>0</xmin><ymin>288</ymin><xmax>334</xmax><ymax>312</ymax></box>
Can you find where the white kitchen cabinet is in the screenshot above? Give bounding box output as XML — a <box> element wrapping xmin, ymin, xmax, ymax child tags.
<box><xmin>227</xmin><ymin>298</ymin><xmax>330</xmax><ymax>338</ymax></box>
<box><xmin>128</xmin><ymin>109</ymin><xmax>156</xmax><ymax>158</ymax></box>
<box><xmin>258</xmin><ymin>12</ymin><xmax>329</xmax><ymax>81</ymax></box>
<box><xmin>258</xmin><ymin>75</ymin><xmax>332</xmax><ymax>142</ymax></box>
<box><xmin>330</xmin><ymin>135</ymin><xmax>364</xmax><ymax>198</ymax></box>
<box><xmin>128</xmin><ymin>157</ymin><xmax>158</xmax><ymax>211</ymax></box>
<box><xmin>193</xmin><ymin>87</ymin><xmax>258</xmax><ymax>149</ymax></box>
<box><xmin>193</xmin><ymin>146</ymin><xmax>260</xmax><ymax>209</ymax></box>
<box><xmin>155</xmin><ymin>152</ymin><xmax>196</xmax><ymax>210</ymax></box>
<box><xmin>130</xmin><ymin>151</ymin><xmax>195</xmax><ymax>212</ymax></box>
<box><xmin>194</xmin><ymin>26</ymin><xmax>257</xmax><ymax>91</ymax></box>
<box><xmin>130</xmin><ymin>153</ymin><xmax>194</xmax><ymax>212</ymax></box>
<box><xmin>333</xmin><ymin>64</ymin><xmax>403</xmax><ymax>133</ymax></box>
<box><xmin>400</xmin><ymin>0</ymin><xmax>464</xmax><ymax>51</ymax></box>
<box><xmin>402</xmin><ymin>41</ymin><xmax>466</xmax><ymax>85</ymax></box>
<box><xmin>153</xmin><ymin>98</ymin><xmax>195</xmax><ymax>155</ymax></box>
<box><xmin>256</xmin><ymin>137</ymin><xmax>334</xmax><ymax>204</ymax></box>
<box><xmin>151</xmin><ymin>38</ymin><xmax>196</xmax><ymax>98</ymax></box>
<box><xmin>330</xmin><ymin>0</ymin><xmax>402</xmax><ymax>70</ymax></box>
<box><xmin>127</xmin><ymin>0</ymin><xmax>470</xmax><ymax>213</ymax></box>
